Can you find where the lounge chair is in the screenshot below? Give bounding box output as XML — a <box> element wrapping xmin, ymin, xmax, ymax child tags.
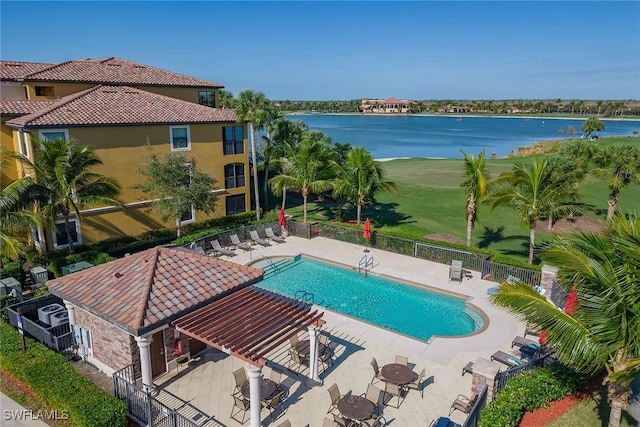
<box><xmin>265</xmin><ymin>227</ymin><xmax>285</xmax><ymax>243</ymax></box>
<box><xmin>210</xmin><ymin>239</ymin><xmax>235</xmax><ymax>257</ymax></box>
<box><xmin>449</xmin><ymin>260</ymin><xmax>463</xmax><ymax>282</ymax></box>
<box><xmin>250</xmin><ymin>230</ymin><xmax>270</xmax><ymax>247</ymax></box>
<box><xmin>449</xmin><ymin>392</ymin><xmax>478</xmax><ymax>416</ymax></box>
<box><xmin>491</xmin><ymin>350</ymin><xmax>524</xmax><ymax>368</ymax></box>
<box><xmin>429</xmin><ymin>417</ymin><xmax>453</xmax><ymax>427</ymax></box>
<box><xmin>230</xmin><ymin>233</ymin><xmax>253</xmax><ymax>251</ymax></box>
<box><xmin>511</xmin><ymin>336</ymin><xmax>541</xmax><ymax>350</ymax></box>
<box><xmin>462</xmin><ymin>361</ymin><xmax>474</xmax><ymax>376</ymax></box>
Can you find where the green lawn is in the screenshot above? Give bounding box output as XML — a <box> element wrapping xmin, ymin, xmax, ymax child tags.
<box><xmin>266</xmin><ymin>137</ymin><xmax>640</xmax><ymax>264</ymax></box>
<box><xmin>548</xmin><ymin>388</ymin><xmax>637</xmax><ymax>427</ymax></box>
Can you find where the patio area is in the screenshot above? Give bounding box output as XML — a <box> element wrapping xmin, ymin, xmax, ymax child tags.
<box><xmin>150</xmin><ymin>236</ymin><xmax>524</xmax><ymax>426</ymax></box>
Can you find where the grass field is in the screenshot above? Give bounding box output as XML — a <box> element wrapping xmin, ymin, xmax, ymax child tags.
<box><xmin>270</xmin><ymin>136</ymin><xmax>640</xmax><ymax>264</ymax></box>
<box><xmin>548</xmin><ymin>388</ymin><xmax>637</xmax><ymax>427</ymax></box>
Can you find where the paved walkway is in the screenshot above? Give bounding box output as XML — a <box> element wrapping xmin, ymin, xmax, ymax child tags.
<box><xmin>0</xmin><ymin>393</ymin><xmax>49</xmax><ymax>427</ymax></box>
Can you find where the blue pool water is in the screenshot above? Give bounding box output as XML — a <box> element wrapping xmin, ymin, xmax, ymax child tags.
<box><xmin>256</xmin><ymin>257</ymin><xmax>483</xmax><ymax>341</ymax></box>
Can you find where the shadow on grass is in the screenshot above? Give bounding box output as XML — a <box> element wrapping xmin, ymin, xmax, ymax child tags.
<box><xmin>593</xmin><ymin>387</ymin><xmax>638</xmax><ymax>427</ymax></box>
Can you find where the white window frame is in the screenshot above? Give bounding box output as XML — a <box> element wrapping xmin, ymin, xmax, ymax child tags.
<box><xmin>170</xmin><ymin>125</ymin><xmax>191</xmax><ymax>151</ymax></box>
<box><xmin>38</xmin><ymin>128</ymin><xmax>69</xmax><ymax>142</ymax></box>
<box><xmin>17</xmin><ymin>131</ymin><xmax>31</xmax><ymax>158</ymax></box>
<box><xmin>52</xmin><ymin>218</ymin><xmax>83</xmax><ymax>251</ymax></box>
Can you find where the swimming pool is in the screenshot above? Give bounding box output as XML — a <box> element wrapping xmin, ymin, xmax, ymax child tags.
<box><xmin>254</xmin><ymin>256</ymin><xmax>484</xmax><ymax>342</ymax></box>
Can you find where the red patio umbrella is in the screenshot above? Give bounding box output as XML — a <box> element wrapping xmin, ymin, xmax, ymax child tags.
<box><xmin>564</xmin><ymin>285</ymin><xmax>578</xmax><ymax>316</ymax></box>
<box><xmin>363</xmin><ymin>218</ymin><xmax>372</xmax><ymax>253</ymax></box>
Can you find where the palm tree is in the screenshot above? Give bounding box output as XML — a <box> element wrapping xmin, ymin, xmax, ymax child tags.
<box><xmin>235</xmin><ymin>90</ymin><xmax>271</xmax><ymax>220</ymax></box>
<box><xmin>484</xmin><ymin>158</ymin><xmax>580</xmax><ymax>264</ymax></box>
<box><xmin>268</xmin><ymin>133</ymin><xmax>334</xmax><ymax>223</ymax></box>
<box><xmin>590</xmin><ymin>145</ymin><xmax>640</xmax><ymax>221</ymax></box>
<box><xmin>258</xmin><ymin>106</ymin><xmax>283</xmax><ymax>208</ymax></box>
<box><xmin>491</xmin><ymin>214</ymin><xmax>640</xmax><ymax>427</ymax></box>
<box><xmin>333</xmin><ymin>147</ymin><xmax>397</xmax><ymax>225</ymax></box>
<box><xmin>17</xmin><ymin>138</ymin><xmax>120</xmax><ymax>253</ymax></box>
<box><xmin>268</xmin><ymin>119</ymin><xmax>309</xmax><ymax>209</ymax></box>
<box><xmin>0</xmin><ymin>150</ymin><xmax>41</xmax><ymax>263</ymax></box>
<box><xmin>460</xmin><ymin>149</ymin><xmax>491</xmax><ymax>247</ymax></box>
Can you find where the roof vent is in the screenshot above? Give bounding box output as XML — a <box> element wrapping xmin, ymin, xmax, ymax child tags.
<box><xmin>113</xmin><ymin>272</ymin><xmax>123</xmax><ymax>279</ymax></box>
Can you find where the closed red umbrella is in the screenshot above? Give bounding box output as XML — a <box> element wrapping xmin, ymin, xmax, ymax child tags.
<box><xmin>363</xmin><ymin>218</ymin><xmax>372</xmax><ymax>252</ymax></box>
<box><xmin>564</xmin><ymin>285</ymin><xmax>578</xmax><ymax>316</ymax></box>
<box><xmin>278</xmin><ymin>208</ymin><xmax>286</xmax><ymax>226</ymax></box>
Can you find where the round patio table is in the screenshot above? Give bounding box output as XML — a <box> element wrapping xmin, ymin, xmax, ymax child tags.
<box><xmin>337</xmin><ymin>395</ymin><xmax>374</xmax><ymax>421</ymax></box>
<box><xmin>240</xmin><ymin>378</ymin><xmax>277</xmax><ymax>400</ymax></box>
<box><xmin>381</xmin><ymin>363</ymin><xmax>413</xmax><ymax>384</ymax></box>
<box><xmin>294</xmin><ymin>340</ymin><xmax>327</xmax><ymax>358</ymax></box>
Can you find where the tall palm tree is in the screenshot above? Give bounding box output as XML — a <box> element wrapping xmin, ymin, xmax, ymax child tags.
<box><xmin>491</xmin><ymin>214</ymin><xmax>640</xmax><ymax>427</ymax></box>
<box><xmin>333</xmin><ymin>147</ymin><xmax>397</xmax><ymax>225</ymax></box>
<box><xmin>0</xmin><ymin>150</ymin><xmax>41</xmax><ymax>263</ymax></box>
<box><xmin>268</xmin><ymin>134</ymin><xmax>334</xmax><ymax>223</ymax></box>
<box><xmin>268</xmin><ymin>119</ymin><xmax>309</xmax><ymax>209</ymax></box>
<box><xmin>460</xmin><ymin>149</ymin><xmax>491</xmax><ymax>247</ymax></box>
<box><xmin>484</xmin><ymin>157</ymin><xmax>580</xmax><ymax>264</ymax></box>
<box><xmin>17</xmin><ymin>138</ymin><xmax>120</xmax><ymax>253</ymax></box>
<box><xmin>235</xmin><ymin>90</ymin><xmax>270</xmax><ymax>220</ymax></box>
<box><xmin>258</xmin><ymin>106</ymin><xmax>283</xmax><ymax>208</ymax></box>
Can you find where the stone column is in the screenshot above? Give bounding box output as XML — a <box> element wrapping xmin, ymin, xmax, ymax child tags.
<box><xmin>471</xmin><ymin>358</ymin><xmax>501</xmax><ymax>402</ymax></box>
<box><xmin>246</xmin><ymin>364</ymin><xmax>262</xmax><ymax>427</ymax></box>
<box><xmin>135</xmin><ymin>335</ymin><xmax>154</xmax><ymax>392</ymax></box>
<box><xmin>308</xmin><ymin>326</ymin><xmax>320</xmax><ymax>383</ymax></box>
<box><xmin>540</xmin><ymin>265</ymin><xmax>559</xmax><ymax>301</ymax></box>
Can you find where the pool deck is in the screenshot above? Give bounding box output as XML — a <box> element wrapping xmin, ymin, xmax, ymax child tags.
<box><xmin>154</xmin><ymin>236</ymin><xmax>526</xmax><ymax>426</ymax></box>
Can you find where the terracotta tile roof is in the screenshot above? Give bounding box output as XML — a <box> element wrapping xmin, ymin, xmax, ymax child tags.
<box><xmin>48</xmin><ymin>246</ymin><xmax>264</xmax><ymax>335</ymax></box>
<box><xmin>0</xmin><ymin>61</ymin><xmax>53</xmax><ymax>80</ymax></box>
<box><xmin>5</xmin><ymin>85</ymin><xmax>237</xmax><ymax>128</ymax></box>
<box><xmin>1</xmin><ymin>57</ymin><xmax>223</xmax><ymax>88</ymax></box>
<box><xmin>0</xmin><ymin>99</ymin><xmax>56</xmax><ymax>116</ymax></box>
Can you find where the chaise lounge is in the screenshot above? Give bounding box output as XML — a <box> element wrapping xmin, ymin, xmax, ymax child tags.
<box><xmin>230</xmin><ymin>233</ymin><xmax>253</xmax><ymax>251</ymax></box>
<box><xmin>209</xmin><ymin>239</ymin><xmax>236</xmax><ymax>257</ymax></box>
<box><xmin>491</xmin><ymin>350</ymin><xmax>524</xmax><ymax>368</ymax></box>
<box><xmin>265</xmin><ymin>227</ymin><xmax>285</xmax><ymax>243</ymax></box>
<box><xmin>250</xmin><ymin>230</ymin><xmax>270</xmax><ymax>247</ymax></box>
<box><xmin>449</xmin><ymin>260</ymin><xmax>463</xmax><ymax>282</ymax></box>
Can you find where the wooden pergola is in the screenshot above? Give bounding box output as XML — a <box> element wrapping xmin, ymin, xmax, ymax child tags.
<box><xmin>173</xmin><ymin>286</ymin><xmax>325</xmax><ymax>367</ymax></box>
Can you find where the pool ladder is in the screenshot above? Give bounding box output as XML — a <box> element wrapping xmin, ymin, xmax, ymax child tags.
<box><xmin>358</xmin><ymin>254</ymin><xmax>374</xmax><ymax>276</ymax></box>
<box><xmin>259</xmin><ymin>255</ymin><xmax>279</xmax><ymax>276</ymax></box>
<box><xmin>295</xmin><ymin>290</ymin><xmax>314</xmax><ymax>304</ymax></box>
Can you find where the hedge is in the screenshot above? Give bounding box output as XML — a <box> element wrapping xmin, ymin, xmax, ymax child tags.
<box><xmin>478</xmin><ymin>363</ymin><xmax>588</xmax><ymax>427</ymax></box>
<box><xmin>0</xmin><ymin>323</ymin><xmax>127</xmax><ymax>427</ymax></box>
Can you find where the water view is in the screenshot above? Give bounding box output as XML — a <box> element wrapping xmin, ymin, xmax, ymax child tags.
<box><xmin>285</xmin><ymin>114</ymin><xmax>640</xmax><ymax>159</ymax></box>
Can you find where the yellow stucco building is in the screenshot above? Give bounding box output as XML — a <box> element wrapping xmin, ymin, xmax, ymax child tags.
<box><xmin>0</xmin><ymin>57</ymin><xmax>249</xmax><ymax>251</ymax></box>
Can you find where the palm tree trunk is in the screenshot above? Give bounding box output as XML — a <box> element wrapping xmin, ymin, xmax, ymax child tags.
<box><xmin>528</xmin><ymin>226</ymin><xmax>536</xmax><ymax>265</ymax></box>
<box><xmin>608</xmin><ymin>396</ymin><xmax>624</xmax><ymax>427</ymax></box>
<box><xmin>281</xmin><ymin>186</ymin><xmax>287</xmax><ymax>210</ymax></box>
<box><xmin>249</xmin><ymin>123</ymin><xmax>261</xmax><ymax>220</ymax></box>
<box><xmin>303</xmin><ymin>195</ymin><xmax>308</xmax><ymax>223</ymax></box>
<box><xmin>356</xmin><ymin>201</ymin><xmax>362</xmax><ymax>225</ymax></box>
<box><xmin>607</xmin><ymin>193</ymin><xmax>618</xmax><ymax>221</ymax></box>
<box><xmin>175</xmin><ymin>218</ymin><xmax>182</xmax><ymax>238</ymax></box>
<box><xmin>466</xmin><ymin>195</ymin><xmax>475</xmax><ymax>247</ymax></box>
<box><xmin>64</xmin><ymin>214</ymin><xmax>75</xmax><ymax>254</ymax></box>
<box><xmin>548</xmin><ymin>215</ymin><xmax>554</xmax><ymax>230</ymax></box>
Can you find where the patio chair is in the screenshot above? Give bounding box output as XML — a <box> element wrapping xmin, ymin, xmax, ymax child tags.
<box><xmin>395</xmin><ymin>355</ymin><xmax>408</xmax><ymax>366</ymax></box>
<box><xmin>269</xmin><ymin>367</ymin><xmax>283</xmax><ymax>391</ymax></box>
<box><xmin>230</xmin><ymin>394</ymin><xmax>250</xmax><ymax>424</ymax></box>
<box><xmin>250</xmin><ymin>230</ymin><xmax>270</xmax><ymax>247</ymax></box>
<box><xmin>429</xmin><ymin>417</ymin><xmax>453</xmax><ymax>427</ymax></box>
<box><xmin>232</xmin><ymin>368</ymin><xmax>248</xmax><ymax>395</ymax></box>
<box><xmin>209</xmin><ymin>239</ymin><xmax>235</xmax><ymax>257</ymax></box>
<box><xmin>449</xmin><ymin>260</ymin><xmax>463</xmax><ymax>282</ymax></box>
<box><xmin>265</xmin><ymin>227</ymin><xmax>285</xmax><ymax>243</ymax></box>
<box><xmin>384</xmin><ymin>381</ymin><xmax>404</xmax><ymax>408</ymax></box>
<box><xmin>449</xmin><ymin>392</ymin><xmax>478</xmax><ymax>416</ymax></box>
<box><xmin>491</xmin><ymin>350</ymin><xmax>524</xmax><ymax>368</ymax></box>
<box><xmin>192</xmin><ymin>245</ymin><xmax>206</xmax><ymax>255</ymax></box>
<box><xmin>404</xmin><ymin>368</ymin><xmax>426</xmax><ymax>398</ymax></box>
<box><xmin>230</xmin><ymin>233</ymin><xmax>253</xmax><ymax>251</ymax></box>
<box><xmin>262</xmin><ymin>390</ymin><xmax>285</xmax><ymax>420</ymax></box>
<box><xmin>370</xmin><ymin>357</ymin><xmax>384</xmax><ymax>384</ymax></box>
<box><xmin>363</xmin><ymin>383</ymin><xmax>384</xmax><ymax>418</ymax></box>
<box><xmin>290</xmin><ymin>334</ymin><xmax>300</xmax><ymax>348</ymax></box>
<box><xmin>319</xmin><ymin>343</ymin><xmax>336</xmax><ymax>372</ymax></box>
<box><xmin>288</xmin><ymin>348</ymin><xmax>309</xmax><ymax>374</ymax></box>
<box><xmin>326</xmin><ymin>383</ymin><xmax>341</xmax><ymax>414</ymax></box>
<box><xmin>332</xmin><ymin>413</ymin><xmax>351</xmax><ymax>427</ymax></box>
<box><xmin>323</xmin><ymin>417</ymin><xmax>339</xmax><ymax>427</ymax></box>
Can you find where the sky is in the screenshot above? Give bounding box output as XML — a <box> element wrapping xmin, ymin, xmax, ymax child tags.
<box><xmin>1</xmin><ymin>1</ymin><xmax>639</xmax><ymax>101</ymax></box>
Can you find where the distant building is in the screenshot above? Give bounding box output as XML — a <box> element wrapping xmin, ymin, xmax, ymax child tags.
<box><xmin>359</xmin><ymin>97</ymin><xmax>412</xmax><ymax>113</ymax></box>
<box><xmin>0</xmin><ymin>57</ymin><xmax>249</xmax><ymax>251</ymax></box>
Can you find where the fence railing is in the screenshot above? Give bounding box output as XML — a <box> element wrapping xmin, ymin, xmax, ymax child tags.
<box><xmin>462</xmin><ymin>384</ymin><xmax>488</xmax><ymax>427</ymax></box>
<box><xmin>494</xmin><ymin>351</ymin><xmax>556</xmax><ymax>393</ymax></box>
<box><xmin>7</xmin><ymin>295</ymin><xmax>74</xmax><ymax>352</ymax></box>
<box><xmin>113</xmin><ymin>364</ymin><xmax>221</xmax><ymax>427</ymax></box>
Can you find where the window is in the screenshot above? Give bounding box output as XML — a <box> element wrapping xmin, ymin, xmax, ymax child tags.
<box><xmin>180</xmin><ymin>206</ymin><xmax>195</xmax><ymax>224</ymax></box>
<box><xmin>224</xmin><ymin>163</ymin><xmax>245</xmax><ymax>188</ymax></box>
<box><xmin>170</xmin><ymin>126</ymin><xmax>190</xmax><ymax>151</ymax></box>
<box><xmin>223</xmin><ymin>126</ymin><xmax>244</xmax><ymax>155</ymax></box>
<box><xmin>17</xmin><ymin>132</ymin><xmax>30</xmax><ymax>157</ymax></box>
<box><xmin>35</xmin><ymin>86</ymin><xmax>55</xmax><ymax>97</ymax></box>
<box><xmin>198</xmin><ymin>91</ymin><xmax>216</xmax><ymax>107</ymax></box>
<box><xmin>39</xmin><ymin>129</ymin><xmax>69</xmax><ymax>142</ymax></box>
<box><xmin>53</xmin><ymin>218</ymin><xmax>82</xmax><ymax>250</ymax></box>
<box><xmin>225</xmin><ymin>194</ymin><xmax>246</xmax><ymax>215</ymax></box>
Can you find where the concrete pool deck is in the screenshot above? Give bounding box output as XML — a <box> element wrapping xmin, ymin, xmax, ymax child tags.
<box><xmin>154</xmin><ymin>236</ymin><xmax>526</xmax><ymax>426</ymax></box>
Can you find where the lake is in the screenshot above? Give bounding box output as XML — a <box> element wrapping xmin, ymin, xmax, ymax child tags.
<box><xmin>284</xmin><ymin>114</ymin><xmax>640</xmax><ymax>159</ymax></box>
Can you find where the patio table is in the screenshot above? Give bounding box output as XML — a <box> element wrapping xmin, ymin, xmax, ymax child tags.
<box><xmin>337</xmin><ymin>394</ymin><xmax>374</xmax><ymax>421</ymax></box>
<box><xmin>240</xmin><ymin>378</ymin><xmax>277</xmax><ymax>400</ymax></box>
<box><xmin>381</xmin><ymin>363</ymin><xmax>413</xmax><ymax>385</ymax></box>
<box><xmin>294</xmin><ymin>339</ymin><xmax>327</xmax><ymax>358</ymax></box>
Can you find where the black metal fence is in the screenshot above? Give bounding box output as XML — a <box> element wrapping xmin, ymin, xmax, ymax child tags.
<box><xmin>494</xmin><ymin>351</ymin><xmax>557</xmax><ymax>394</ymax></box>
<box><xmin>113</xmin><ymin>364</ymin><xmax>222</xmax><ymax>427</ymax></box>
<box><xmin>462</xmin><ymin>384</ymin><xmax>488</xmax><ymax>427</ymax></box>
<box><xmin>7</xmin><ymin>295</ymin><xmax>73</xmax><ymax>352</ymax></box>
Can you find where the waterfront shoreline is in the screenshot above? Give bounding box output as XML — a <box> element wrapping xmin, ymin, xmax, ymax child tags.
<box><xmin>287</xmin><ymin>112</ymin><xmax>640</xmax><ymax>122</ymax></box>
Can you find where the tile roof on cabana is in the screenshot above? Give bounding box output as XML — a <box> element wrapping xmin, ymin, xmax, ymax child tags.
<box><xmin>4</xmin><ymin>84</ymin><xmax>236</xmax><ymax>128</ymax></box>
<box><xmin>0</xmin><ymin>99</ymin><xmax>56</xmax><ymax>116</ymax></box>
<box><xmin>48</xmin><ymin>246</ymin><xmax>264</xmax><ymax>336</ymax></box>
<box><xmin>1</xmin><ymin>57</ymin><xmax>223</xmax><ymax>88</ymax></box>
<box><xmin>174</xmin><ymin>286</ymin><xmax>325</xmax><ymax>367</ymax></box>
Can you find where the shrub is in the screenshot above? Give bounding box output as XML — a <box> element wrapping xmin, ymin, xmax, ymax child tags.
<box><xmin>0</xmin><ymin>322</ymin><xmax>126</xmax><ymax>426</ymax></box>
<box><xmin>0</xmin><ymin>258</ymin><xmax>23</xmax><ymax>281</ymax></box>
<box><xmin>478</xmin><ymin>364</ymin><xmax>588</xmax><ymax>427</ymax></box>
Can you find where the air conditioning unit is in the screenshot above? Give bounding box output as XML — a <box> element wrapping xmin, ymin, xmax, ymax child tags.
<box><xmin>49</xmin><ymin>310</ymin><xmax>69</xmax><ymax>327</ymax></box>
<box><xmin>37</xmin><ymin>303</ymin><xmax>64</xmax><ymax>326</ymax></box>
